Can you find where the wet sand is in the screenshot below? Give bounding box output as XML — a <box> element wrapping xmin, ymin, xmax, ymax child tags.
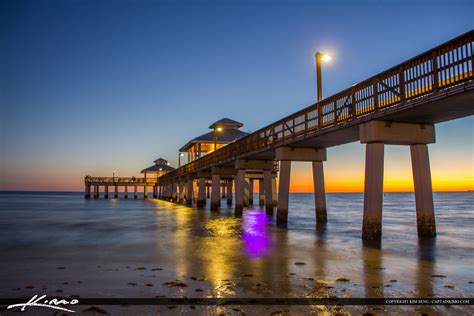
<box><xmin>0</xmin><ymin>192</ymin><xmax>473</xmax><ymax>315</ymax></box>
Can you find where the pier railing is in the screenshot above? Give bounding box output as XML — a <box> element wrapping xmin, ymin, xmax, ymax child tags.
<box><xmin>85</xmin><ymin>176</ymin><xmax>157</xmax><ymax>184</ymax></box>
<box><xmin>159</xmin><ymin>30</ymin><xmax>473</xmax><ymax>182</ymax></box>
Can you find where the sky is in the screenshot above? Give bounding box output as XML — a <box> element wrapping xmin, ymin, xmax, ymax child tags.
<box><xmin>1</xmin><ymin>0</ymin><xmax>473</xmax><ymax>192</ymax></box>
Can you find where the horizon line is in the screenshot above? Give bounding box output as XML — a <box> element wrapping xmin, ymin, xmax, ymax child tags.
<box><xmin>1</xmin><ymin>189</ymin><xmax>472</xmax><ymax>194</ymax></box>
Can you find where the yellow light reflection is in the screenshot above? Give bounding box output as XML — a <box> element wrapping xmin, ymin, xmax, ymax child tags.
<box><xmin>199</xmin><ymin>217</ymin><xmax>242</xmax><ymax>297</ymax></box>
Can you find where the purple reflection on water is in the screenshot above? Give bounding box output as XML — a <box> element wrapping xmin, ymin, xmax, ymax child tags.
<box><xmin>242</xmin><ymin>210</ymin><xmax>270</xmax><ymax>259</ymax></box>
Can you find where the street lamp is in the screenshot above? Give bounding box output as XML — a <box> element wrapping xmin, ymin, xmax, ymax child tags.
<box><xmin>178</xmin><ymin>153</ymin><xmax>184</xmax><ymax>167</ymax></box>
<box><xmin>213</xmin><ymin>127</ymin><xmax>223</xmax><ymax>151</ymax></box>
<box><xmin>315</xmin><ymin>52</ymin><xmax>332</xmax><ymax>102</ymax></box>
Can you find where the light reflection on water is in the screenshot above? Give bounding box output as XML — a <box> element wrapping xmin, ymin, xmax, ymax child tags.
<box><xmin>242</xmin><ymin>209</ymin><xmax>270</xmax><ymax>259</ymax></box>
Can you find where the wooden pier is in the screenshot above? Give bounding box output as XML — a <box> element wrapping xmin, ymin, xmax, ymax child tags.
<box><xmin>85</xmin><ymin>30</ymin><xmax>474</xmax><ymax>240</ymax></box>
<box><xmin>84</xmin><ymin>176</ymin><xmax>158</xmax><ymax>199</ymax></box>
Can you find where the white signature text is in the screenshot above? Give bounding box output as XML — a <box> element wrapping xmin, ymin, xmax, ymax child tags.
<box><xmin>7</xmin><ymin>294</ymin><xmax>78</xmax><ymax>313</ymax></box>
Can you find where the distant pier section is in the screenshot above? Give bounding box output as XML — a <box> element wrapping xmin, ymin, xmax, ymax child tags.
<box><xmin>84</xmin><ymin>158</ymin><xmax>174</xmax><ymax>199</ymax></box>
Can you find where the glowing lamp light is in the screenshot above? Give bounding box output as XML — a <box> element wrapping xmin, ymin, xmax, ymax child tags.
<box><xmin>321</xmin><ymin>54</ymin><xmax>332</xmax><ymax>62</ymax></box>
<box><xmin>159</xmin><ymin>168</ymin><xmax>163</xmax><ymax>171</ymax></box>
<box><xmin>216</xmin><ymin>127</ymin><xmax>223</xmax><ymax>132</ymax></box>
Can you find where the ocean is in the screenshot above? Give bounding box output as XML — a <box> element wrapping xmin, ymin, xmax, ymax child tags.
<box><xmin>0</xmin><ymin>191</ymin><xmax>472</xmax><ymax>315</ymax></box>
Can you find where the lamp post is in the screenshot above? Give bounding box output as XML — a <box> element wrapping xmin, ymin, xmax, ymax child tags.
<box><xmin>213</xmin><ymin>127</ymin><xmax>223</xmax><ymax>151</ymax></box>
<box><xmin>178</xmin><ymin>153</ymin><xmax>184</xmax><ymax>167</ymax></box>
<box><xmin>112</xmin><ymin>170</ymin><xmax>116</xmax><ymax>182</ymax></box>
<box><xmin>315</xmin><ymin>52</ymin><xmax>332</xmax><ymax>101</ymax></box>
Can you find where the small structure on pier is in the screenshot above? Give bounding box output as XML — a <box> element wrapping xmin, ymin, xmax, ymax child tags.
<box><xmin>179</xmin><ymin>118</ymin><xmax>249</xmax><ymax>163</ymax></box>
<box><xmin>141</xmin><ymin>158</ymin><xmax>175</xmax><ymax>179</ymax></box>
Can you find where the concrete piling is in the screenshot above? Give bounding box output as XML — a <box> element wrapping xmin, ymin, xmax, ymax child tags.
<box><xmin>312</xmin><ymin>161</ymin><xmax>327</xmax><ymax>224</ymax></box>
<box><xmin>186</xmin><ymin>180</ymin><xmax>193</xmax><ymax>205</ymax></box>
<box><xmin>411</xmin><ymin>144</ymin><xmax>436</xmax><ymax>237</ymax></box>
<box><xmin>264</xmin><ymin>170</ymin><xmax>273</xmax><ymax>214</ymax></box>
<box><xmin>197</xmin><ymin>178</ymin><xmax>206</xmax><ymax>208</ymax></box>
<box><xmin>85</xmin><ymin>185</ymin><xmax>91</xmax><ymax>198</ymax></box>
<box><xmin>226</xmin><ymin>180</ymin><xmax>233</xmax><ymax>205</ymax></box>
<box><xmin>211</xmin><ymin>174</ymin><xmax>221</xmax><ymax>211</ymax></box>
<box><xmin>258</xmin><ymin>179</ymin><xmax>264</xmax><ymax>206</ymax></box>
<box><xmin>235</xmin><ymin>170</ymin><xmax>245</xmax><ymax>216</ymax></box>
<box><xmin>249</xmin><ymin>179</ymin><xmax>254</xmax><ymax>205</ymax></box>
<box><xmin>362</xmin><ymin>142</ymin><xmax>385</xmax><ymax>240</ymax></box>
<box><xmin>276</xmin><ymin>161</ymin><xmax>291</xmax><ymax>224</ymax></box>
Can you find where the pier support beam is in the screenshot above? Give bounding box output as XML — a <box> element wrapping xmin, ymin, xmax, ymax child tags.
<box><xmin>134</xmin><ymin>186</ymin><xmax>137</xmax><ymax>199</ymax></box>
<box><xmin>221</xmin><ymin>183</ymin><xmax>226</xmax><ymax>199</ymax></box>
<box><xmin>411</xmin><ymin>144</ymin><xmax>436</xmax><ymax>237</ymax></box>
<box><xmin>186</xmin><ymin>180</ymin><xmax>193</xmax><ymax>205</ymax></box>
<box><xmin>114</xmin><ymin>185</ymin><xmax>118</xmax><ymax>198</ymax></box>
<box><xmin>85</xmin><ymin>185</ymin><xmax>91</xmax><ymax>198</ymax></box>
<box><xmin>243</xmin><ymin>178</ymin><xmax>250</xmax><ymax>207</ymax></box>
<box><xmin>211</xmin><ymin>174</ymin><xmax>221</xmax><ymax>211</ymax></box>
<box><xmin>144</xmin><ymin>186</ymin><xmax>148</xmax><ymax>199</ymax></box>
<box><xmin>272</xmin><ymin>178</ymin><xmax>278</xmax><ymax>206</ymax></box>
<box><xmin>171</xmin><ymin>183</ymin><xmax>177</xmax><ymax>202</ymax></box>
<box><xmin>276</xmin><ymin>161</ymin><xmax>291</xmax><ymax>224</ymax></box>
<box><xmin>197</xmin><ymin>177</ymin><xmax>207</xmax><ymax>208</ymax></box>
<box><xmin>206</xmin><ymin>185</ymin><xmax>210</xmax><ymax>198</ymax></box>
<box><xmin>362</xmin><ymin>142</ymin><xmax>385</xmax><ymax>241</ymax></box>
<box><xmin>235</xmin><ymin>159</ymin><xmax>274</xmax><ymax>215</ymax></box>
<box><xmin>264</xmin><ymin>170</ymin><xmax>273</xmax><ymax>214</ymax></box>
<box><xmin>153</xmin><ymin>186</ymin><xmax>157</xmax><ymax>198</ymax></box>
<box><xmin>258</xmin><ymin>179</ymin><xmax>264</xmax><ymax>206</ymax></box>
<box><xmin>124</xmin><ymin>186</ymin><xmax>128</xmax><ymax>198</ymax></box>
<box><xmin>104</xmin><ymin>185</ymin><xmax>109</xmax><ymax>199</ymax></box>
<box><xmin>360</xmin><ymin>121</ymin><xmax>436</xmax><ymax>240</ymax></box>
<box><xmin>226</xmin><ymin>180</ymin><xmax>233</xmax><ymax>205</ymax></box>
<box><xmin>313</xmin><ymin>161</ymin><xmax>327</xmax><ymax>224</ymax></box>
<box><xmin>178</xmin><ymin>182</ymin><xmax>184</xmax><ymax>203</ymax></box>
<box><xmin>235</xmin><ymin>170</ymin><xmax>245</xmax><ymax>216</ymax></box>
<box><xmin>275</xmin><ymin>147</ymin><xmax>327</xmax><ymax>224</ymax></box>
<box><xmin>249</xmin><ymin>179</ymin><xmax>254</xmax><ymax>205</ymax></box>
<box><xmin>94</xmin><ymin>185</ymin><xmax>99</xmax><ymax>198</ymax></box>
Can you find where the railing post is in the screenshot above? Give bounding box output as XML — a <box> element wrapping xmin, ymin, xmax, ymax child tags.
<box><xmin>304</xmin><ymin>112</ymin><xmax>308</xmax><ymax>133</ymax></box>
<box><xmin>373</xmin><ymin>79</ymin><xmax>379</xmax><ymax>110</ymax></box>
<box><xmin>432</xmin><ymin>51</ymin><xmax>439</xmax><ymax>92</ymax></box>
<box><xmin>351</xmin><ymin>89</ymin><xmax>356</xmax><ymax>117</ymax></box>
<box><xmin>399</xmin><ymin>66</ymin><xmax>406</xmax><ymax>103</ymax></box>
<box><xmin>470</xmin><ymin>35</ymin><xmax>473</xmax><ymax>79</ymax></box>
<box><xmin>317</xmin><ymin>103</ymin><xmax>322</xmax><ymax>128</ymax></box>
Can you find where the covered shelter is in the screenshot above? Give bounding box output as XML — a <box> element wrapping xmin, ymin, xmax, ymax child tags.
<box><xmin>141</xmin><ymin>158</ymin><xmax>175</xmax><ymax>179</ymax></box>
<box><xmin>179</xmin><ymin>118</ymin><xmax>249</xmax><ymax>163</ymax></box>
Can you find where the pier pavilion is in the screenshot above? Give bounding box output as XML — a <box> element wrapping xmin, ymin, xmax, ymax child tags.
<box><xmin>179</xmin><ymin>118</ymin><xmax>249</xmax><ymax>163</ymax></box>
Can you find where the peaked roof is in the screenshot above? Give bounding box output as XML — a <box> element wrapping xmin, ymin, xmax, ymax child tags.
<box><xmin>209</xmin><ymin>118</ymin><xmax>243</xmax><ymax>129</ymax></box>
<box><xmin>141</xmin><ymin>163</ymin><xmax>175</xmax><ymax>173</ymax></box>
<box><xmin>153</xmin><ymin>158</ymin><xmax>168</xmax><ymax>164</ymax></box>
<box><xmin>179</xmin><ymin>129</ymin><xmax>249</xmax><ymax>152</ymax></box>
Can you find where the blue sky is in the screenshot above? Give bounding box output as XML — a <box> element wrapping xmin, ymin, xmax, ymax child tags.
<box><xmin>1</xmin><ymin>0</ymin><xmax>473</xmax><ymax>191</ymax></box>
